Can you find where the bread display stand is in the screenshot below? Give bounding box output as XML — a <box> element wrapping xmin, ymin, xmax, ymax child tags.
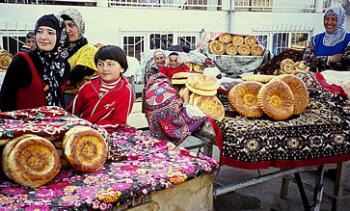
<box><xmin>0</xmin><ymin>106</ymin><xmax>217</xmax><ymax>210</ymax></box>
<box><xmin>201</xmin><ymin>32</ymin><xmax>268</xmax><ymax>78</ymax></box>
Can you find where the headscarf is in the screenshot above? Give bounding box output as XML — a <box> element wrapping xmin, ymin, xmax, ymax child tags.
<box><xmin>59</xmin><ymin>9</ymin><xmax>88</xmax><ymax>57</ymax></box>
<box><xmin>323</xmin><ymin>5</ymin><xmax>346</xmax><ymax>46</ymax></box>
<box><xmin>35</xmin><ymin>14</ymin><xmax>67</xmax><ymax>107</ymax></box>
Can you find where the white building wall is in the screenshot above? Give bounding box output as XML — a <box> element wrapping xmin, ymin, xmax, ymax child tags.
<box><xmin>0</xmin><ymin>4</ymin><xmax>228</xmax><ymax>46</ymax></box>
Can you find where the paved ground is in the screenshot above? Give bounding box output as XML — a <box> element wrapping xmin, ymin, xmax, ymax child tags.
<box><xmin>128</xmin><ymin>102</ymin><xmax>350</xmax><ymax>211</ymax></box>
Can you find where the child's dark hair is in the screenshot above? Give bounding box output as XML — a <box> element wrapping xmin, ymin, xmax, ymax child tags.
<box><xmin>169</xmin><ymin>52</ymin><xmax>179</xmax><ymax>57</ymax></box>
<box><xmin>94</xmin><ymin>45</ymin><xmax>128</xmax><ymax>72</ymax></box>
<box><xmin>26</xmin><ymin>32</ymin><xmax>35</xmax><ymax>39</ymax></box>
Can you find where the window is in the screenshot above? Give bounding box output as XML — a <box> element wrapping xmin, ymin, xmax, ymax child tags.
<box><xmin>177</xmin><ymin>36</ymin><xmax>196</xmax><ymax>49</ymax></box>
<box><xmin>291</xmin><ymin>32</ymin><xmax>308</xmax><ymax>49</ymax></box>
<box><xmin>255</xmin><ymin>35</ymin><xmax>268</xmax><ymax>48</ymax></box>
<box><xmin>2</xmin><ymin>36</ymin><xmax>25</xmax><ymax>55</ymax></box>
<box><xmin>123</xmin><ymin>36</ymin><xmax>144</xmax><ymax>60</ymax></box>
<box><xmin>272</xmin><ymin>33</ymin><xmax>288</xmax><ymax>55</ymax></box>
<box><xmin>150</xmin><ymin>33</ymin><xmax>173</xmax><ymax>50</ymax></box>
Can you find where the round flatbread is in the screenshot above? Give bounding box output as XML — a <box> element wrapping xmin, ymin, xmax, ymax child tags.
<box><xmin>2</xmin><ymin>134</ymin><xmax>61</xmax><ymax>187</ymax></box>
<box><xmin>271</xmin><ymin>74</ymin><xmax>309</xmax><ymax>115</ymax></box>
<box><xmin>257</xmin><ymin>80</ymin><xmax>295</xmax><ymax>121</ymax></box>
<box><xmin>232</xmin><ymin>35</ymin><xmax>244</xmax><ymax>45</ymax></box>
<box><xmin>63</xmin><ymin>126</ymin><xmax>108</xmax><ymax>172</ymax></box>
<box><xmin>244</xmin><ymin>36</ymin><xmax>257</xmax><ymax>45</ymax></box>
<box><xmin>225</xmin><ymin>43</ymin><xmax>238</xmax><ymax>56</ymax></box>
<box><xmin>193</xmin><ymin>95</ymin><xmax>225</xmax><ymax>121</ymax></box>
<box><xmin>237</xmin><ymin>44</ymin><xmax>251</xmax><ymax>56</ymax></box>
<box><xmin>228</xmin><ymin>81</ymin><xmax>264</xmax><ymax>118</ymax></box>
<box><xmin>251</xmin><ymin>44</ymin><xmax>264</xmax><ymax>56</ymax></box>
<box><xmin>209</xmin><ymin>40</ymin><xmax>225</xmax><ymax>55</ymax></box>
<box><xmin>219</xmin><ymin>33</ymin><xmax>233</xmax><ymax>44</ymax></box>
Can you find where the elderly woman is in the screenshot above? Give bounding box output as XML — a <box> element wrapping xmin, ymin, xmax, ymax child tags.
<box><xmin>0</xmin><ymin>14</ymin><xmax>68</xmax><ymax>111</ymax></box>
<box><xmin>59</xmin><ymin>9</ymin><xmax>98</xmax><ymax>106</ymax></box>
<box><xmin>303</xmin><ymin>5</ymin><xmax>350</xmax><ymax>71</ymax></box>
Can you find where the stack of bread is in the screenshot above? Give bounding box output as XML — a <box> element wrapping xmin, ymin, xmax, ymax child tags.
<box><xmin>1</xmin><ymin>126</ymin><xmax>109</xmax><ymax>187</ymax></box>
<box><xmin>228</xmin><ymin>74</ymin><xmax>309</xmax><ymax>120</ymax></box>
<box><xmin>208</xmin><ymin>33</ymin><xmax>264</xmax><ymax>56</ymax></box>
<box><xmin>278</xmin><ymin>58</ymin><xmax>310</xmax><ymax>75</ymax></box>
<box><xmin>172</xmin><ymin>72</ymin><xmax>225</xmax><ymax>121</ymax></box>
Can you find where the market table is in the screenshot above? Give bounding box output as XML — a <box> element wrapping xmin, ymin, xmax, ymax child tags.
<box><xmin>0</xmin><ymin>106</ymin><xmax>218</xmax><ymax>210</ymax></box>
<box><xmin>214</xmin><ymin>72</ymin><xmax>350</xmax><ymax>211</ymax></box>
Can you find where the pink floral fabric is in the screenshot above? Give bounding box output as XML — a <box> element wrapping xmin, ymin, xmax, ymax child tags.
<box><xmin>0</xmin><ymin>106</ymin><xmax>218</xmax><ymax>210</ymax></box>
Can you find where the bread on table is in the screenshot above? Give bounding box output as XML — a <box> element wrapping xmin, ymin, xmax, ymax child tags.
<box><xmin>63</xmin><ymin>126</ymin><xmax>108</xmax><ymax>172</ymax></box>
<box><xmin>257</xmin><ymin>80</ymin><xmax>295</xmax><ymax>121</ymax></box>
<box><xmin>271</xmin><ymin>74</ymin><xmax>309</xmax><ymax>115</ymax></box>
<box><xmin>228</xmin><ymin>81</ymin><xmax>264</xmax><ymax>118</ymax></box>
<box><xmin>2</xmin><ymin>134</ymin><xmax>61</xmax><ymax>187</ymax></box>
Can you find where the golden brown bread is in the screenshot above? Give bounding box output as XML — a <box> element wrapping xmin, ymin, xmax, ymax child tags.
<box><xmin>2</xmin><ymin>134</ymin><xmax>61</xmax><ymax>187</ymax></box>
<box><xmin>225</xmin><ymin>43</ymin><xmax>238</xmax><ymax>55</ymax></box>
<box><xmin>209</xmin><ymin>40</ymin><xmax>225</xmax><ymax>55</ymax></box>
<box><xmin>237</xmin><ymin>44</ymin><xmax>251</xmax><ymax>56</ymax></box>
<box><xmin>244</xmin><ymin>36</ymin><xmax>257</xmax><ymax>46</ymax></box>
<box><xmin>257</xmin><ymin>81</ymin><xmax>295</xmax><ymax>121</ymax></box>
<box><xmin>219</xmin><ymin>33</ymin><xmax>233</xmax><ymax>44</ymax></box>
<box><xmin>232</xmin><ymin>35</ymin><xmax>244</xmax><ymax>45</ymax></box>
<box><xmin>186</xmin><ymin>74</ymin><xmax>219</xmax><ymax>96</ymax></box>
<box><xmin>251</xmin><ymin>44</ymin><xmax>264</xmax><ymax>56</ymax></box>
<box><xmin>241</xmin><ymin>74</ymin><xmax>276</xmax><ymax>83</ymax></box>
<box><xmin>280</xmin><ymin>58</ymin><xmax>295</xmax><ymax>74</ymax></box>
<box><xmin>193</xmin><ymin>95</ymin><xmax>225</xmax><ymax>121</ymax></box>
<box><xmin>271</xmin><ymin>74</ymin><xmax>309</xmax><ymax>115</ymax></box>
<box><xmin>63</xmin><ymin>126</ymin><xmax>108</xmax><ymax>172</ymax></box>
<box><xmin>228</xmin><ymin>81</ymin><xmax>264</xmax><ymax>118</ymax></box>
<box><xmin>0</xmin><ymin>50</ymin><xmax>13</xmax><ymax>70</ymax></box>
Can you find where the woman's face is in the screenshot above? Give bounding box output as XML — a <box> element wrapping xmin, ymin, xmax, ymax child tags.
<box><xmin>97</xmin><ymin>59</ymin><xmax>124</xmax><ymax>83</ymax></box>
<box><xmin>324</xmin><ymin>14</ymin><xmax>338</xmax><ymax>33</ymax></box>
<box><xmin>35</xmin><ymin>26</ymin><xmax>57</xmax><ymax>52</ymax></box>
<box><xmin>64</xmin><ymin>20</ymin><xmax>80</xmax><ymax>43</ymax></box>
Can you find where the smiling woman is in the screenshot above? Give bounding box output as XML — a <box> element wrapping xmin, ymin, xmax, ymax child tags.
<box><xmin>303</xmin><ymin>5</ymin><xmax>350</xmax><ymax>72</ymax></box>
<box><xmin>0</xmin><ymin>14</ymin><xmax>69</xmax><ymax>112</ymax></box>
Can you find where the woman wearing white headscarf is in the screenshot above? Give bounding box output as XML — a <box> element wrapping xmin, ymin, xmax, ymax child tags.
<box><xmin>303</xmin><ymin>5</ymin><xmax>350</xmax><ymax>71</ymax></box>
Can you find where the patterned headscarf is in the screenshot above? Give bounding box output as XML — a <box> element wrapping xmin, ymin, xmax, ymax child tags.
<box><xmin>59</xmin><ymin>9</ymin><xmax>88</xmax><ymax>58</ymax></box>
<box><xmin>323</xmin><ymin>5</ymin><xmax>346</xmax><ymax>46</ymax></box>
<box><xmin>59</xmin><ymin>9</ymin><xmax>85</xmax><ymax>38</ymax></box>
<box><xmin>34</xmin><ymin>14</ymin><xmax>67</xmax><ymax>107</ymax></box>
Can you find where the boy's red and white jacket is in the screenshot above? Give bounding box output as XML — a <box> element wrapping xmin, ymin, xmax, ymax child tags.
<box><xmin>70</xmin><ymin>76</ymin><xmax>134</xmax><ymax>132</ymax></box>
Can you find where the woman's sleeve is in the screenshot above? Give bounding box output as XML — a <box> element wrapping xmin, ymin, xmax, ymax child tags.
<box><xmin>69</xmin><ymin>84</ymin><xmax>87</xmax><ymax>115</ymax></box>
<box><xmin>0</xmin><ymin>55</ymin><xmax>31</xmax><ymax>111</ymax></box>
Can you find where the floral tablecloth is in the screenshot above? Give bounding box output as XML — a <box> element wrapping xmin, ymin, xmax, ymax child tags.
<box><xmin>0</xmin><ymin>107</ymin><xmax>218</xmax><ymax>210</ymax></box>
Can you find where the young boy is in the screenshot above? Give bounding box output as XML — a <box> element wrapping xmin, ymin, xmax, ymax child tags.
<box><xmin>159</xmin><ymin>52</ymin><xmax>189</xmax><ymax>79</ymax></box>
<box><xmin>69</xmin><ymin>45</ymin><xmax>134</xmax><ymax>132</ymax></box>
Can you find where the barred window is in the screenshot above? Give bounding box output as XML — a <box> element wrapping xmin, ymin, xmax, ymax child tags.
<box><xmin>178</xmin><ymin>36</ymin><xmax>196</xmax><ymax>49</ymax></box>
<box><xmin>150</xmin><ymin>33</ymin><xmax>173</xmax><ymax>50</ymax></box>
<box><xmin>123</xmin><ymin>36</ymin><xmax>144</xmax><ymax>60</ymax></box>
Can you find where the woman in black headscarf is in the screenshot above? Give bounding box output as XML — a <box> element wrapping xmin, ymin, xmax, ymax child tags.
<box><xmin>0</xmin><ymin>14</ymin><xmax>69</xmax><ymax>111</ymax></box>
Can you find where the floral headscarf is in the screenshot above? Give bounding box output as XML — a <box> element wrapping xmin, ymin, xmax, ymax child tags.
<box><xmin>322</xmin><ymin>5</ymin><xmax>346</xmax><ymax>46</ymax></box>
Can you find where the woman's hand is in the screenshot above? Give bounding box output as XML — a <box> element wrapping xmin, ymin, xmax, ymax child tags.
<box><xmin>328</xmin><ymin>54</ymin><xmax>343</xmax><ymax>63</ymax></box>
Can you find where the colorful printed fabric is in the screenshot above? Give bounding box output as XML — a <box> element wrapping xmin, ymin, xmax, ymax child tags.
<box><xmin>0</xmin><ymin>108</ymin><xmax>218</xmax><ymax>210</ymax></box>
<box><xmin>0</xmin><ymin>106</ymin><xmax>109</xmax><ymax>144</ymax></box>
<box><xmin>144</xmin><ymin>73</ymin><xmax>207</xmax><ymax>145</ymax></box>
<box><xmin>217</xmin><ymin>72</ymin><xmax>350</xmax><ymax>169</ymax></box>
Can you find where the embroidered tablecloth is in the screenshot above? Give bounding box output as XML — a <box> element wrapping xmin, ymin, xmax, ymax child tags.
<box><xmin>217</xmin><ymin>72</ymin><xmax>350</xmax><ymax>169</ymax></box>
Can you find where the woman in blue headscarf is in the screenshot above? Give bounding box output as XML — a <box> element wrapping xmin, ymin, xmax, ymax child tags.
<box><xmin>303</xmin><ymin>5</ymin><xmax>350</xmax><ymax>71</ymax></box>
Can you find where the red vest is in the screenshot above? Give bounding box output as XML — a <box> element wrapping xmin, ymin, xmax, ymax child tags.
<box><xmin>16</xmin><ymin>52</ymin><xmax>47</xmax><ymax>109</ymax></box>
